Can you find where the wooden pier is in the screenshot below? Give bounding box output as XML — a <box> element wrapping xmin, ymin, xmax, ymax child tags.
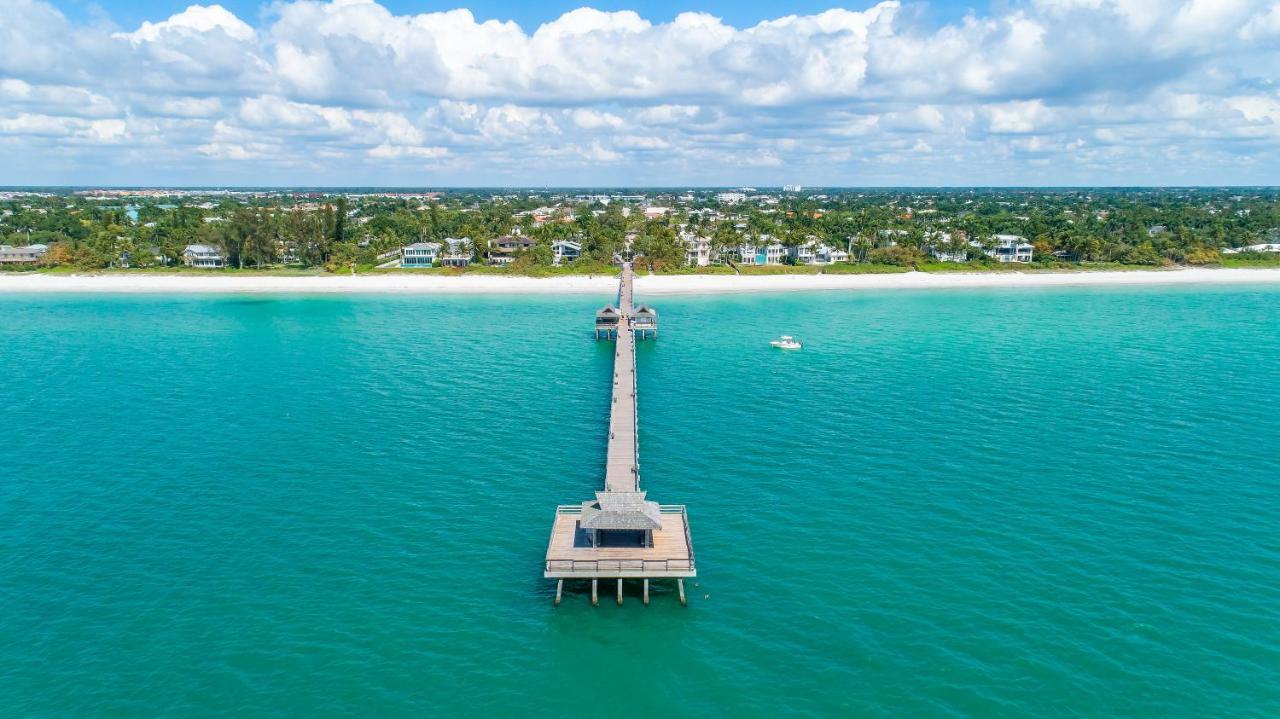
<box><xmin>546</xmin><ymin>263</ymin><xmax>694</xmax><ymax>605</ymax></box>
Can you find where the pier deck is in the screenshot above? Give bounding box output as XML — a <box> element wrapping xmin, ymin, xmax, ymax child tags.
<box><xmin>544</xmin><ymin>505</ymin><xmax>693</xmax><ymax>578</ymax></box>
<box><xmin>544</xmin><ymin>263</ymin><xmax>695</xmax><ymax>586</ymax></box>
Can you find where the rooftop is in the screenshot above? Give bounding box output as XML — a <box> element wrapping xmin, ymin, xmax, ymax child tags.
<box><xmin>580</xmin><ymin>491</ymin><xmax>663</xmax><ymax>530</ymax></box>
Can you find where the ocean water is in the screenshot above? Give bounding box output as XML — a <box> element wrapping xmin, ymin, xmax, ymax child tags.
<box><xmin>2</xmin><ymin>286</ymin><xmax>1278</xmax><ymax>718</ymax></box>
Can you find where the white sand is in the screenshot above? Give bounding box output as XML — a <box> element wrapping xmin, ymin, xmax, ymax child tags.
<box><xmin>3</xmin><ymin>268</ymin><xmax>1280</xmax><ymax>295</ymax></box>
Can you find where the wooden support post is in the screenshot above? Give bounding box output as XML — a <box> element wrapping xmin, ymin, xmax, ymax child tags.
<box><xmin>643</xmin><ymin>579</ymin><xmax>650</xmax><ymax>606</ymax></box>
<box><xmin>554</xmin><ymin>580</ymin><xmax>563</xmax><ymax>607</ymax></box>
<box><xmin>677</xmin><ymin>578</ymin><xmax>687</xmax><ymax>606</ymax></box>
<box><xmin>616</xmin><ymin>579</ymin><xmax>623</xmax><ymax>606</ymax></box>
<box><xmin>591</xmin><ymin>579</ymin><xmax>599</xmax><ymax>606</ymax></box>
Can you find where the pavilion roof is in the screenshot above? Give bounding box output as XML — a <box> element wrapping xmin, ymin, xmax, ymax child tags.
<box><xmin>580</xmin><ymin>491</ymin><xmax>663</xmax><ymax>530</ymax></box>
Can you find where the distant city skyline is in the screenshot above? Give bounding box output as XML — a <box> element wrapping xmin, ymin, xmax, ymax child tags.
<box><xmin>4</xmin><ymin>0</ymin><xmax>1280</xmax><ymax>186</ymax></box>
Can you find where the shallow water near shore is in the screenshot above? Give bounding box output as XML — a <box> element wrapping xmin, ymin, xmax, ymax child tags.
<box><xmin>2</xmin><ymin>285</ymin><xmax>1279</xmax><ymax>717</ymax></box>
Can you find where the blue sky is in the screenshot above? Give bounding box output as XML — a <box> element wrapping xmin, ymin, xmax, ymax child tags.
<box><xmin>59</xmin><ymin>0</ymin><xmax>989</xmax><ymax>31</ymax></box>
<box><xmin>3</xmin><ymin>0</ymin><xmax>1280</xmax><ymax>186</ymax></box>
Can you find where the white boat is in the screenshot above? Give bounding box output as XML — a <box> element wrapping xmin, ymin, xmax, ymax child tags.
<box><xmin>770</xmin><ymin>335</ymin><xmax>803</xmax><ymax>350</ymax></box>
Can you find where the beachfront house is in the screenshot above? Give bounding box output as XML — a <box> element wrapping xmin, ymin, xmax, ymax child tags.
<box><xmin>552</xmin><ymin>240</ymin><xmax>582</xmax><ymax>266</ymax></box>
<box><xmin>788</xmin><ymin>239</ymin><xmax>850</xmax><ymax>265</ymax></box>
<box><xmin>1222</xmin><ymin>243</ymin><xmax>1280</xmax><ymax>254</ymax></box>
<box><xmin>181</xmin><ymin>244</ymin><xmax>226</xmax><ymax>268</ymax></box>
<box><xmin>984</xmin><ymin>234</ymin><xmax>1034</xmax><ymax>263</ymax></box>
<box><xmin>401</xmin><ymin>241</ymin><xmax>442</xmax><ymax>268</ymax></box>
<box><xmin>681</xmin><ymin>232</ymin><xmax>713</xmax><ymax>266</ymax></box>
<box><xmin>729</xmin><ymin>239</ymin><xmax>786</xmax><ymax>265</ymax></box>
<box><xmin>0</xmin><ymin>243</ymin><xmax>49</xmax><ymax>264</ymax></box>
<box><xmin>489</xmin><ymin>235</ymin><xmax>535</xmax><ymax>265</ymax></box>
<box><xmin>440</xmin><ymin>237</ymin><xmax>474</xmax><ymax>267</ymax></box>
<box><xmin>879</xmin><ymin>229</ymin><xmax>908</xmax><ymax>247</ymax></box>
<box><xmin>925</xmin><ymin>232</ymin><xmax>968</xmax><ymax>263</ymax></box>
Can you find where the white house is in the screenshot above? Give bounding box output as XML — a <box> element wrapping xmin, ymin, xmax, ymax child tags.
<box><xmin>729</xmin><ymin>239</ymin><xmax>786</xmax><ymax>265</ymax></box>
<box><xmin>985</xmin><ymin>234</ymin><xmax>1034</xmax><ymax>263</ymax></box>
<box><xmin>1222</xmin><ymin>243</ymin><xmax>1280</xmax><ymax>254</ymax></box>
<box><xmin>925</xmin><ymin>232</ymin><xmax>968</xmax><ymax>262</ymax></box>
<box><xmin>0</xmin><ymin>243</ymin><xmax>49</xmax><ymax>264</ymax></box>
<box><xmin>181</xmin><ymin>244</ymin><xmax>226</xmax><ymax>268</ymax></box>
<box><xmin>715</xmin><ymin>192</ymin><xmax>746</xmax><ymax>205</ymax></box>
<box><xmin>788</xmin><ymin>239</ymin><xmax>849</xmax><ymax>265</ymax></box>
<box><xmin>680</xmin><ymin>232</ymin><xmax>713</xmax><ymax>266</ymax></box>
<box><xmin>401</xmin><ymin>241</ymin><xmax>441</xmax><ymax>268</ymax></box>
<box><xmin>878</xmin><ymin>229</ymin><xmax>908</xmax><ymax>246</ymax></box>
<box><xmin>552</xmin><ymin>239</ymin><xmax>582</xmax><ymax>265</ymax></box>
<box><xmin>439</xmin><ymin>237</ymin><xmax>474</xmax><ymax>267</ymax></box>
<box><xmin>488</xmin><ymin>235</ymin><xmax>535</xmax><ymax>265</ymax></box>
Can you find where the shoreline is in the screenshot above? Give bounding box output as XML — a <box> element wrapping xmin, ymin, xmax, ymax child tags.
<box><xmin>3</xmin><ymin>267</ymin><xmax>1280</xmax><ymax>295</ymax></box>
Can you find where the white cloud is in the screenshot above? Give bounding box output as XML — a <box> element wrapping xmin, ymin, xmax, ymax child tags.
<box><xmin>1228</xmin><ymin>95</ymin><xmax>1280</xmax><ymax>125</ymax></box>
<box><xmin>197</xmin><ymin>141</ymin><xmax>257</xmax><ymax>160</ymax></box>
<box><xmin>85</xmin><ymin>119</ymin><xmax>129</xmax><ymax>143</ymax></box>
<box><xmin>2</xmin><ymin>0</ymin><xmax>1280</xmax><ymax>184</ymax></box>
<box><xmin>0</xmin><ymin>79</ymin><xmax>118</xmax><ymax>118</ymax></box>
<box><xmin>571</xmin><ymin>109</ymin><xmax>625</xmax><ymax>130</ymax></box>
<box><xmin>119</xmin><ymin>4</ymin><xmax>255</xmax><ymax>43</ymax></box>
<box><xmin>615</xmin><ymin>135</ymin><xmax>670</xmax><ymax>150</ymax></box>
<box><xmin>1240</xmin><ymin>2</ymin><xmax>1280</xmax><ymax>39</ymax></box>
<box><xmin>985</xmin><ymin>100</ymin><xmax>1054</xmax><ymax>134</ymax></box>
<box><xmin>367</xmin><ymin>144</ymin><xmax>448</xmax><ymax>159</ymax></box>
<box><xmin>0</xmin><ymin>113</ymin><xmax>83</xmax><ymax>137</ymax></box>
<box><xmin>142</xmin><ymin>96</ymin><xmax>225</xmax><ymax>119</ymax></box>
<box><xmin>634</xmin><ymin>105</ymin><xmax>701</xmax><ymax>125</ymax></box>
<box><xmin>580</xmin><ymin>142</ymin><xmax>622</xmax><ymax>162</ymax></box>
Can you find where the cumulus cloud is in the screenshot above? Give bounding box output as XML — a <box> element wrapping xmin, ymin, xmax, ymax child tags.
<box><xmin>2</xmin><ymin>0</ymin><xmax>1280</xmax><ymax>184</ymax></box>
<box><xmin>367</xmin><ymin>144</ymin><xmax>448</xmax><ymax>160</ymax></box>
<box><xmin>119</xmin><ymin>4</ymin><xmax>255</xmax><ymax>43</ymax></box>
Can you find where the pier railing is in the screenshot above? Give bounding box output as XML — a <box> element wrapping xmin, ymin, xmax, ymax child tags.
<box><xmin>627</xmin><ymin>319</ymin><xmax>640</xmax><ymax>484</ymax></box>
<box><xmin>544</xmin><ymin>558</ymin><xmax>694</xmax><ymax>576</ymax></box>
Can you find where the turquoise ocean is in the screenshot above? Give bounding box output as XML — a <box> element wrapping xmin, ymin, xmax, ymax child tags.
<box><xmin>2</xmin><ymin>285</ymin><xmax>1278</xmax><ymax>717</ymax></box>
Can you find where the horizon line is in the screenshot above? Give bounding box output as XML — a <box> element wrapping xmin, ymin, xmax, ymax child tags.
<box><xmin>5</xmin><ymin>185</ymin><xmax>1280</xmax><ymax>191</ymax></box>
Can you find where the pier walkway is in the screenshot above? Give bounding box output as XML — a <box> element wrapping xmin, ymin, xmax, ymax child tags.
<box><xmin>544</xmin><ymin>263</ymin><xmax>695</xmax><ymax>605</ymax></box>
<box><xmin>605</xmin><ymin>263</ymin><xmax>639</xmax><ymax>493</ymax></box>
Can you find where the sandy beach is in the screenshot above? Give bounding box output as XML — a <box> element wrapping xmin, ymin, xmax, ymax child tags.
<box><xmin>2</xmin><ymin>268</ymin><xmax>1280</xmax><ymax>295</ymax></box>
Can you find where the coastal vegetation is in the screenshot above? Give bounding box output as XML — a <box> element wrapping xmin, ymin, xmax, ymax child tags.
<box><xmin>4</xmin><ymin>187</ymin><xmax>1280</xmax><ymax>274</ymax></box>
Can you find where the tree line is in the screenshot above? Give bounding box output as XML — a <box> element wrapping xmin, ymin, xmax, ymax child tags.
<box><xmin>4</xmin><ymin>189</ymin><xmax>1279</xmax><ymax>271</ymax></box>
